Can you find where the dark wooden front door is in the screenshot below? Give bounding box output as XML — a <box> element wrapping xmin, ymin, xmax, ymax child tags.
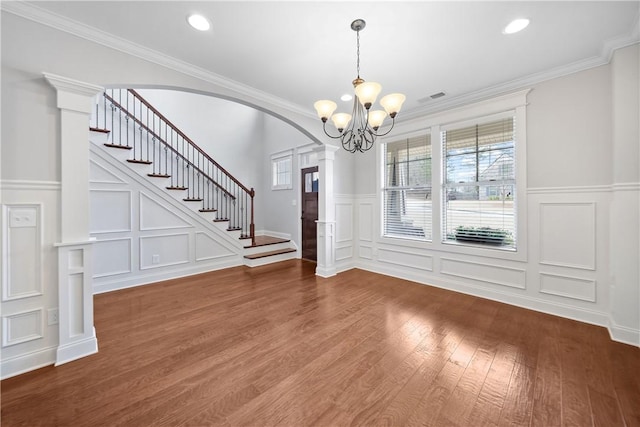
<box><xmin>301</xmin><ymin>166</ymin><xmax>319</xmax><ymax>261</ymax></box>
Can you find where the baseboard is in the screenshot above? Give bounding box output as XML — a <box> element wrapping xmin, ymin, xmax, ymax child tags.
<box><xmin>93</xmin><ymin>257</ymin><xmax>242</xmax><ymax>294</ymax></box>
<box><xmin>55</xmin><ymin>330</ymin><xmax>98</xmax><ymax>366</ymax></box>
<box><xmin>608</xmin><ymin>320</ymin><xmax>640</xmax><ymax>347</ymax></box>
<box><xmin>315</xmin><ymin>265</ymin><xmax>337</xmax><ymax>278</ymax></box>
<box><xmin>1</xmin><ymin>346</ymin><xmax>56</xmax><ymax>380</ymax></box>
<box><xmin>256</xmin><ymin>229</ymin><xmax>292</xmax><ymax>240</ymax></box>
<box><xmin>352</xmin><ymin>259</ymin><xmax>614</xmax><ymax>337</ymax></box>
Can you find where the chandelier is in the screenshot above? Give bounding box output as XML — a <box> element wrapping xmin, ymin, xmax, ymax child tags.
<box><xmin>314</xmin><ymin>19</ymin><xmax>406</xmax><ymax>153</ymax></box>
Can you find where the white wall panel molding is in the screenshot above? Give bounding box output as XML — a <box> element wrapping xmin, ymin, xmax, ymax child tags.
<box><xmin>89</xmin><ymin>159</ymin><xmax>127</xmax><ymax>184</ymax></box>
<box><xmin>335</xmin><ymin>246</ymin><xmax>353</xmax><ymax>262</ymax></box>
<box><xmin>92</xmin><ymin>238</ymin><xmax>132</xmax><ymax>278</ymax></box>
<box><xmin>89</xmin><ymin>189</ymin><xmax>132</xmax><ymax>233</ymax></box>
<box><xmin>378</xmin><ymin>247</ymin><xmax>433</xmax><ymax>272</ymax></box>
<box><xmin>139</xmin><ymin>192</ymin><xmax>192</xmax><ymax>231</ymax></box>
<box><xmin>539</xmin><ymin>202</ymin><xmax>596</xmax><ymax>270</ymax></box>
<box><xmin>358</xmin><ymin>244</ymin><xmax>374</xmax><ymax>260</ymax></box>
<box><xmin>195</xmin><ymin>232</ymin><xmax>236</xmax><ymax>262</ymax></box>
<box><xmin>0</xmin><ymin>180</ymin><xmax>61</xmax><ymax>191</ymax></box>
<box><xmin>441</xmin><ymin>257</ymin><xmax>526</xmax><ymax>290</ymax></box>
<box><xmin>357</xmin><ymin>201</ymin><xmax>374</xmax><ymax>243</ymax></box>
<box><xmin>139</xmin><ymin>233</ymin><xmax>189</xmax><ymax>270</ymax></box>
<box><xmin>2</xmin><ymin>309</ymin><xmax>43</xmax><ymax>347</ymax></box>
<box><xmin>335</xmin><ymin>202</ymin><xmax>353</xmax><ymax>244</ymax></box>
<box><xmin>611</xmin><ymin>182</ymin><xmax>640</xmax><ymax>192</ymax></box>
<box><xmin>539</xmin><ymin>272</ymin><xmax>596</xmax><ymax>303</ymax></box>
<box><xmin>2</xmin><ymin>204</ymin><xmax>43</xmax><ymax>301</ymax></box>
<box><xmin>528</xmin><ymin>185</ymin><xmax>613</xmax><ymax>194</ymax></box>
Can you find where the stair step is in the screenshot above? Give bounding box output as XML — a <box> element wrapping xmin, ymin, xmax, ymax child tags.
<box><xmin>244</xmin><ymin>236</ymin><xmax>290</xmax><ymax>248</ymax></box>
<box><xmin>239</xmin><ymin>235</ymin><xmax>252</xmax><ymax>240</ymax></box>
<box><xmin>166</xmin><ymin>186</ymin><xmax>188</xmax><ymax>191</ymax></box>
<box><xmin>183</xmin><ymin>198</ymin><xmax>203</xmax><ymax>202</ymax></box>
<box><xmin>91</xmin><ymin>127</ymin><xmax>111</xmax><ymax>134</ymax></box>
<box><xmin>104</xmin><ymin>143</ymin><xmax>131</xmax><ymax>150</ymax></box>
<box><xmin>199</xmin><ymin>208</ymin><xmax>217</xmax><ymax>213</ymax></box>
<box><xmin>227</xmin><ymin>227</ymin><xmax>242</xmax><ymax>231</ymax></box>
<box><xmin>244</xmin><ymin>248</ymin><xmax>296</xmax><ymax>260</ymax></box>
<box><xmin>213</xmin><ymin>219</ymin><xmax>229</xmax><ymax>223</ymax></box>
<box><xmin>148</xmin><ymin>173</ymin><xmax>170</xmax><ymax>178</ymax></box>
<box><xmin>127</xmin><ymin>159</ymin><xmax>152</xmax><ymax>165</ymax></box>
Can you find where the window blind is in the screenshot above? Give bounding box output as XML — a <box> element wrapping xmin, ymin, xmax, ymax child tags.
<box><xmin>442</xmin><ymin>117</ymin><xmax>516</xmax><ymax>249</ymax></box>
<box><xmin>383</xmin><ymin>134</ymin><xmax>432</xmax><ymax>240</ymax></box>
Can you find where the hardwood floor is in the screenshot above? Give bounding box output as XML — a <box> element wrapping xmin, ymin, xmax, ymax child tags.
<box><xmin>2</xmin><ymin>260</ymin><xmax>639</xmax><ymax>426</ymax></box>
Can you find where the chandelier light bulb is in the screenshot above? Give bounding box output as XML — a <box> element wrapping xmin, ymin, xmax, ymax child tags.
<box><xmin>354</xmin><ymin>81</ymin><xmax>382</xmax><ymax>109</ymax></box>
<box><xmin>313</xmin><ymin>100</ymin><xmax>337</xmax><ymax>121</ymax></box>
<box><xmin>380</xmin><ymin>93</ymin><xmax>406</xmax><ymax>118</ymax></box>
<box><xmin>368</xmin><ymin>110</ymin><xmax>387</xmax><ymax>130</ymax></box>
<box><xmin>331</xmin><ymin>113</ymin><xmax>352</xmax><ymax>131</ymax></box>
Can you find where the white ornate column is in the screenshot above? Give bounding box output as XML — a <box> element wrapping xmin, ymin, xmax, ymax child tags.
<box><xmin>44</xmin><ymin>73</ymin><xmax>102</xmax><ymax>365</ymax></box>
<box><xmin>313</xmin><ymin>144</ymin><xmax>340</xmax><ymax>278</ymax></box>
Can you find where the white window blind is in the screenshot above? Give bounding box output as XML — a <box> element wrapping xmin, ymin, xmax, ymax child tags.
<box><xmin>442</xmin><ymin>116</ymin><xmax>516</xmax><ymax>248</ymax></box>
<box><xmin>383</xmin><ymin>134</ymin><xmax>432</xmax><ymax>240</ymax></box>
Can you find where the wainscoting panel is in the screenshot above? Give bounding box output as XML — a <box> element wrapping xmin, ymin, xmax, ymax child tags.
<box><xmin>195</xmin><ymin>232</ymin><xmax>235</xmax><ymax>262</ymax></box>
<box><xmin>358</xmin><ymin>244</ymin><xmax>373</xmax><ymax>260</ymax></box>
<box><xmin>139</xmin><ymin>233</ymin><xmax>189</xmax><ymax>270</ymax></box>
<box><xmin>378</xmin><ymin>247</ymin><xmax>433</xmax><ymax>271</ymax></box>
<box><xmin>441</xmin><ymin>257</ymin><xmax>526</xmax><ymax>290</ymax></box>
<box><xmin>92</xmin><ymin>238</ymin><xmax>132</xmax><ymax>278</ymax></box>
<box><xmin>90</xmin><ymin>189</ymin><xmax>131</xmax><ymax>233</ymax></box>
<box><xmin>358</xmin><ymin>202</ymin><xmax>374</xmax><ymax>242</ymax></box>
<box><xmin>539</xmin><ymin>202</ymin><xmax>596</xmax><ymax>270</ymax></box>
<box><xmin>335</xmin><ymin>203</ymin><xmax>353</xmax><ymax>243</ymax></box>
<box><xmin>539</xmin><ymin>272</ymin><xmax>596</xmax><ymax>302</ymax></box>
<box><xmin>336</xmin><ymin>246</ymin><xmax>353</xmax><ymax>261</ymax></box>
<box><xmin>139</xmin><ymin>192</ymin><xmax>192</xmax><ymax>231</ymax></box>
<box><xmin>2</xmin><ymin>205</ymin><xmax>42</xmax><ymax>301</ymax></box>
<box><xmin>2</xmin><ymin>309</ymin><xmax>43</xmax><ymax>347</ymax></box>
<box><xmin>89</xmin><ymin>159</ymin><xmax>127</xmax><ymax>184</ymax></box>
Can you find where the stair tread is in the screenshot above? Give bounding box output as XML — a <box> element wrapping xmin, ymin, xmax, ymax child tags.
<box><xmin>166</xmin><ymin>186</ymin><xmax>188</xmax><ymax>190</ymax></box>
<box><xmin>244</xmin><ymin>248</ymin><xmax>296</xmax><ymax>260</ymax></box>
<box><xmin>104</xmin><ymin>143</ymin><xmax>131</xmax><ymax>150</ymax></box>
<box><xmin>91</xmin><ymin>127</ymin><xmax>111</xmax><ymax>134</ymax></box>
<box><xmin>199</xmin><ymin>209</ymin><xmax>217</xmax><ymax>212</ymax></box>
<box><xmin>127</xmin><ymin>159</ymin><xmax>152</xmax><ymax>165</ymax></box>
<box><xmin>244</xmin><ymin>236</ymin><xmax>291</xmax><ymax>248</ymax></box>
<box><xmin>213</xmin><ymin>219</ymin><xmax>229</xmax><ymax>223</ymax></box>
<box><xmin>148</xmin><ymin>173</ymin><xmax>171</xmax><ymax>178</ymax></box>
<box><xmin>183</xmin><ymin>198</ymin><xmax>203</xmax><ymax>202</ymax></box>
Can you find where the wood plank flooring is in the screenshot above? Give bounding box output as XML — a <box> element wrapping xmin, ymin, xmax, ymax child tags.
<box><xmin>2</xmin><ymin>260</ymin><xmax>639</xmax><ymax>426</ymax></box>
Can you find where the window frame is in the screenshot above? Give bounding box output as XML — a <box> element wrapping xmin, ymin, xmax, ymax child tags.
<box><xmin>376</xmin><ymin>89</ymin><xmax>529</xmax><ymax>262</ymax></box>
<box><xmin>271</xmin><ymin>150</ymin><xmax>293</xmax><ymax>191</ymax></box>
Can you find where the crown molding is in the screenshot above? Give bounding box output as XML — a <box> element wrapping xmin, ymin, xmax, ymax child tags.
<box><xmin>3</xmin><ymin>1</ymin><xmax>638</xmax><ymax>122</ymax></box>
<box><xmin>1</xmin><ymin>1</ymin><xmax>315</xmax><ymax>120</ymax></box>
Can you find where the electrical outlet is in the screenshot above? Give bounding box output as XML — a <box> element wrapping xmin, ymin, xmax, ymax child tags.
<box><xmin>152</xmin><ymin>254</ymin><xmax>160</xmax><ymax>264</ymax></box>
<box><xmin>47</xmin><ymin>308</ymin><xmax>59</xmax><ymax>325</ymax></box>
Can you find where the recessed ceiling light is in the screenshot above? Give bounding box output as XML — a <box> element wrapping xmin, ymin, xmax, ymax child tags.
<box><xmin>341</xmin><ymin>94</ymin><xmax>353</xmax><ymax>102</ymax></box>
<box><xmin>503</xmin><ymin>18</ymin><xmax>530</xmax><ymax>34</ymax></box>
<box><xmin>187</xmin><ymin>14</ymin><xmax>211</xmax><ymax>31</ymax></box>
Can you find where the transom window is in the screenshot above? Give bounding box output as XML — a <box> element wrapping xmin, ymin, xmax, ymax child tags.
<box><xmin>271</xmin><ymin>152</ymin><xmax>292</xmax><ymax>190</ymax></box>
<box><xmin>442</xmin><ymin>116</ymin><xmax>516</xmax><ymax>249</ymax></box>
<box><xmin>382</xmin><ymin>134</ymin><xmax>432</xmax><ymax>240</ymax></box>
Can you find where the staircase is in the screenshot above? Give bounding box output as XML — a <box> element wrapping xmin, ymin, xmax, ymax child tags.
<box><xmin>90</xmin><ymin>88</ymin><xmax>297</xmax><ymax>266</ymax></box>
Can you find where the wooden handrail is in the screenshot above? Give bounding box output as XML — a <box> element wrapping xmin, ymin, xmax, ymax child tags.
<box><xmin>128</xmin><ymin>89</ymin><xmax>252</xmax><ymax>195</ymax></box>
<box><xmin>104</xmin><ymin>92</ymin><xmax>236</xmax><ymax>200</ymax></box>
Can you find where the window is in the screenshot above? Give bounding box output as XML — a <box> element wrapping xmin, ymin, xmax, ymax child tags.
<box><xmin>442</xmin><ymin>116</ymin><xmax>516</xmax><ymax>249</ymax></box>
<box><xmin>383</xmin><ymin>134</ymin><xmax>432</xmax><ymax>240</ymax></box>
<box><xmin>271</xmin><ymin>153</ymin><xmax>292</xmax><ymax>190</ymax></box>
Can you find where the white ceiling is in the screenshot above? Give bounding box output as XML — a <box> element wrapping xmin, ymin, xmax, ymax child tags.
<box><xmin>18</xmin><ymin>1</ymin><xmax>640</xmax><ymax>118</ymax></box>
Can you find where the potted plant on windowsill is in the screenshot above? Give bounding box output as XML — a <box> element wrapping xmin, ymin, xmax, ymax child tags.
<box><xmin>453</xmin><ymin>226</ymin><xmax>511</xmax><ymax>245</ymax></box>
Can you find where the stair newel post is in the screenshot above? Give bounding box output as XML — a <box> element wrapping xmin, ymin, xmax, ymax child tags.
<box><xmin>250</xmin><ymin>187</ymin><xmax>256</xmax><ymax>247</ymax></box>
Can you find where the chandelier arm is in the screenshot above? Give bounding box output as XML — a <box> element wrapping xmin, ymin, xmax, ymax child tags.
<box><xmin>369</xmin><ymin>117</ymin><xmax>397</xmax><ymax>138</ymax></box>
<box><xmin>322</xmin><ymin>121</ymin><xmax>345</xmax><ymax>140</ymax></box>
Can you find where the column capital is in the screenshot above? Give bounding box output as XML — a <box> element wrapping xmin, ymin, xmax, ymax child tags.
<box><xmin>43</xmin><ymin>72</ymin><xmax>103</xmax><ymax>113</ymax></box>
<box><xmin>313</xmin><ymin>144</ymin><xmax>340</xmax><ymax>161</ymax></box>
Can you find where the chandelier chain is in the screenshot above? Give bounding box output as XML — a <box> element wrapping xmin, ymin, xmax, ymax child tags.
<box><xmin>356</xmin><ymin>29</ymin><xmax>360</xmax><ymax>79</ymax></box>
